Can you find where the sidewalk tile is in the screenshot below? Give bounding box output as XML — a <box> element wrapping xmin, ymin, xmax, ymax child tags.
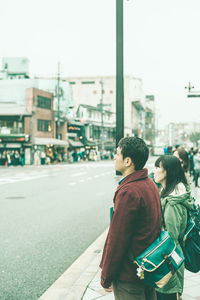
<box><xmin>182</xmin><ymin>295</ymin><xmax>195</xmax><ymax>300</ymax></box>
<box><xmin>97</xmin><ymin>293</ymin><xmax>114</xmax><ymax>300</ymax></box>
<box><xmin>89</xmin><ymin>278</ymin><xmax>102</xmax><ymax>290</ymax></box>
<box><xmin>184</xmin><ymin>279</ymin><xmax>199</xmax><ymax>288</ymax></box>
<box><xmin>189</xmin><ymin>275</ymin><xmax>200</xmax><ymax>283</ymax></box>
<box><xmin>183</xmin><ymin>285</ymin><xmax>200</xmax><ymax>298</ymax></box>
<box><xmin>82</xmin><ymin>287</ymin><xmax>102</xmax><ymax>300</ymax></box>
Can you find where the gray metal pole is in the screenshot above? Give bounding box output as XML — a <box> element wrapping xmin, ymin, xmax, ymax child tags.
<box><xmin>57</xmin><ymin>62</ymin><xmax>60</xmax><ymax>139</ymax></box>
<box><xmin>100</xmin><ymin>80</ymin><xmax>104</xmax><ymax>152</ymax></box>
<box><xmin>116</xmin><ymin>0</ymin><xmax>124</xmax><ymax>148</ymax></box>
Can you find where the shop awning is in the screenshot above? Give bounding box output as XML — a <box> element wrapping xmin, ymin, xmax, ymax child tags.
<box><xmin>104</xmin><ymin>141</ymin><xmax>116</xmax><ymax>150</ymax></box>
<box><xmin>33</xmin><ymin>137</ymin><xmax>68</xmax><ymax>147</ymax></box>
<box><xmin>68</xmin><ymin>139</ymin><xmax>84</xmax><ymax>148</ymax></box>
<box><xmin>85</xmin><ymin>139</ymin><xmax>97</xmax><ymax>147</ymax></box>
<box><xmin>0</xmin><ymin>105</ymin><xmax>32</xmax><ymax>116</ymax></box>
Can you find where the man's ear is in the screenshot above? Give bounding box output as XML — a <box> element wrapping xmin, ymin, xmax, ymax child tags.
<box><xmin>124</xmin><ymin>157</ymin><xmax>132</xmax><ymax>167</ymax></box>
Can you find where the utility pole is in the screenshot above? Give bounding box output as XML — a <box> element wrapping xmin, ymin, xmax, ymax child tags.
<box><xmin>100</xmin><ymin>80</ymin><xmax>104</xmax><ymax>152</ymax></box>
<box><xmin>116</xmin><ymin>0</ymin><xmax>124</xmax><ymax>148</ymax></box>
<box><xmin>57</xmin><ymin>62</ymin><xmax>61</xmax><ymax>139</ymax></box>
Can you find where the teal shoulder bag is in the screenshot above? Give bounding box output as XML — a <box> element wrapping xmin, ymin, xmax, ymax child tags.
<box><xmin>131</xmin><ymin>203</ymin><xmax>185</xmax><ymax>288</ymax></box>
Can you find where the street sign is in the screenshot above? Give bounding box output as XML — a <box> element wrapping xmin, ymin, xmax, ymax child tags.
<box><xmin>187</xmin><ymin>94</ymin><xmax>200</xmax><ymax>98</ymax></box>
<box><xmin>146</xmin><ymin>95</ymin><xmax>155</xmax><ymax>101</ymax></box>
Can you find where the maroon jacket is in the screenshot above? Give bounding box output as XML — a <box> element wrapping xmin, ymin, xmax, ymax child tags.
<box><xmin>100</xmin><ymin>168</ymin><xmax>161</xmax><ymax>288</ymax></box>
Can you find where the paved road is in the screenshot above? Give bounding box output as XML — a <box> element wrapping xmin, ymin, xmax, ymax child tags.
<box><xmin>0</xmin><ymin>158</ymin><xmax>156</xmax><ymax>300</ymax></box>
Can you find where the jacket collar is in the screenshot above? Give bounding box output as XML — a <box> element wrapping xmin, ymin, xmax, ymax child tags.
<box><xmin>117</xmin><ymin>168</ymin><xmax>148</xmax><ymax>191</ymax></box>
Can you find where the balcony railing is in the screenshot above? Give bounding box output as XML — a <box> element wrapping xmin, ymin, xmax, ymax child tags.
<box><xmin>0</xmin><ymin>127</ymin><xmax>24</xmax><ymax>135</ymax></box>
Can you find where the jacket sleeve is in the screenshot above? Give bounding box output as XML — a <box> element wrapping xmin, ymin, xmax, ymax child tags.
<box><xmin>101</xmin><ymin>188</ymin><xmax>140</xmax><ymax>288</ymax></box>
<box><xmin>164</xmin><ymin>203</ymin><xmax>184</xmax><ymax>243</ymax></box>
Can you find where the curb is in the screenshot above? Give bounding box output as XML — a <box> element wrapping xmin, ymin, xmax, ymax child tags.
<box><xmin>38</xmin><ymin>229</ymin><xmax>108</xmax><ymax>300</ymax></box>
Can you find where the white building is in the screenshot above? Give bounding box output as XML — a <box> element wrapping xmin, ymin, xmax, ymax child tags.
<box><xmin>0</xmin><ymin>57</ymin><xmax>74</xmax><ymax>164</ymax></box>
<box><xmin>64</xmin><ymin>75</ymin><xmax>145</xmax><ymax>138</ymax></box>
<box><xmin>76</xmin><ymin>104</ymin><xmax>116</xmax><ymax>151</ymax></box>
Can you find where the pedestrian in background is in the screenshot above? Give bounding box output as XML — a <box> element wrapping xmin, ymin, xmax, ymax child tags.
<box><xmin>100</xmin><ymin>137</ymin><xmax>161</xmax><ymax>300</ymax></box>
<box><xmin>194</xmin><ymin>149</ymin><xmax>200</xmax><ymax>187</ymax></box>
<box><xmin>188</xmin><ymin>147</ymin><xmax>195</xmax><ymax>178</ymax></box>
<box><xmin>154</xmin><ymin>155</ymin><xmax>194</xmax><ymax>300</ymax></box>
<box><xmin>174</xmin><ymin>147</ymin><xmax>190</xmax><ymax>184</ymax></box>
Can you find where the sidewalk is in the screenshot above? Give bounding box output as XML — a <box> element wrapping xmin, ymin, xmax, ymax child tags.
<box><xmin>82</xmin><ymin>251</ymin><xmax>200</xmax><ymax>300</ymax></box>
<box><xmin>39</xmin><ymin>226</ymin><xmax>200</xmax><ymax>300</ymax></box>
<box><xmin>82</xmin><ymin>185</ymin><xmax>200</xmax><ymax>300</ymax></box>
<box><xmin>39</xmin><ymin>185</ymin><xmax>200</xmax><ymax>300</ymax></box>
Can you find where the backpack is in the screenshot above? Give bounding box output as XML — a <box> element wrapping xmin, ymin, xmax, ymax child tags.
<box><xmin>180</xmin><ymin>200</ymin><xmax>200</xmax><ymax>273</ymax></box>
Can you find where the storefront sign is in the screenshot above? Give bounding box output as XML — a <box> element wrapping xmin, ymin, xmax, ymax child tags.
<box><xmin>6</xmin><ymin>143</ymin><xmax>21</xmax><ymax>148</ymax></box>
<box><xmin>68</xmin><ymin>126</ymin><xmax>81</xmax><ymax>131</ymax></box>
<box><xmin>1</xmin><ymin>128</ymin><xmax>11</xmax><ymax>134</ymax></box>
<box><xmin>0</xmin><ymin>137</ymin><xmax>25</xmax><ymax>142</ymax></box>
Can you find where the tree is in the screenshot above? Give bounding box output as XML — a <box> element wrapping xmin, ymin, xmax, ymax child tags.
<box><xmin>189</xmin><ymin>132</ymin><xmax>200</xmax><ymax>146</ymax></box>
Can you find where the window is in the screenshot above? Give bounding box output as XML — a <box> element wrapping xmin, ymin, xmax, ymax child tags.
<box><xmin>0</xmin><ymin>120</ymin><xmax>14</xmax><ymax>127</ymax></box>
<box><xmin>89</xmin><ymin>125</ymin><xmax>93</xmax><ymax>139</ymax></box>
<box><xmin>37</xmin><ymin>119</ymin><xmax>51</xmax><ymax>132</ymax></box>
<box><xmin>37</xmin><ymin>96</ymin><xmax>51</xmax><ymax>110</ymax></box>
<box><xmin>69</xmin><ymin>81</ymin><xmax>76</xmax><ymax>85</ymax></box>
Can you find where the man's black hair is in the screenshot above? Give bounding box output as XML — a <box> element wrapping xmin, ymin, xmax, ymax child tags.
<box><xmin>118</xmin><ymin>137</ymin><xmax>149</xmax><ymax>170</ymax></box>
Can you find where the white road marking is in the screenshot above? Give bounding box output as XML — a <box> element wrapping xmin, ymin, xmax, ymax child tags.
<box><xmin>71</xmin><ymin>172</ymin><xmax>88</xmax><ymax>177</ymax></box>
<box><xmin>0</xmin><ymin>163</ymin><xmax>114</xmax><ymax>185</ymax></box>
<box><xmin>0</xmin><ymin>174</ymin><xmax>49</xmax><ymax>185</ymax></box>
<box><xmin>68</xmin><ymin>182</ymin><xmax>76</xmax><ymax>186</ymax></box>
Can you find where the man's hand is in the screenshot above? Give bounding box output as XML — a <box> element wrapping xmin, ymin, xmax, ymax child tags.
<box><xmin>104</xmin><ymin>286</ymin><xmax>113</xmax><ymax>293</ymax></box>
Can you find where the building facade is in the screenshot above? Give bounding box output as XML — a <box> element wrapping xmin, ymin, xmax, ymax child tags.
<box><xmin>65</xmin><ymin>75</ymin><xmax>145</xmax><ymax>138</ymax></box>
<box><xmin>76</xmin><ymin>104</ymin><xmax>116</xmax><ymax>152</ymax></box>
<box><xmin>0</xmin><ymin>57</ymin><xmax>72</xmax><ymax>165</ymax></box>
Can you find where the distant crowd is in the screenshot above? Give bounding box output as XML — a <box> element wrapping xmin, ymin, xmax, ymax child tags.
<box><xmin>68</xmin><ymin>149</ymin><xmax>114</xmax><ymax>163</ymax></box>
<box><xmin>163</xmin><ymin>145</ymin><xmax>200</xmax><ymax>188</ymax></box>
<box><xmin>0</xmin><ymin>150</ymin><xmax>25</xmax><ymax>166</ymax></box>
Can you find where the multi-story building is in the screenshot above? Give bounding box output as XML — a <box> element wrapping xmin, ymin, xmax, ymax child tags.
<box><xmin>25</xmin><ymin>88</ymin><xmax>68</xmax><ymax>164</ymax></box>
<box><xmin>76</xmin><ymin>104</ymin><xmax>116</xmax><ymax>152</ymax></box>
<box><xmin>168</xmin><ymin>122</ymin><xmax>200</xmax><ymax>148</ymax></box>
<box><xmin>0</xmin><ymin>57</ymin><xmax>72</xmax><ymax>165</ymax></box>
<box><xmin>168</xmin><ymin>123</ymin><xmax>191</xmax><ymax>147</ymax></box>
<box><xmin>144</xmin><ymin>95</ymin><xmax>156</xmax><ymax>150</ymax></box>
<box><xmin>64</xmin><ymin>75</ymin><xmax>145</xmax><ymax>138</ymax></box>
<box><xmin>0</xmin><ymin>86</ymin><xmax>68</xmax><ymax>165</ymax></box>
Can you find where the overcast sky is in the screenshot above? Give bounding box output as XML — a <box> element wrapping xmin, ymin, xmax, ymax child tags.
<box><xmin>1</xmin><ymin>0</ymin><xmax>200</xmax><ymax>128</ymax></box>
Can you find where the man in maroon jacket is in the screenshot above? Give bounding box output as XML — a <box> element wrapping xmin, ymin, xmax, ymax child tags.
<box><xmin>100</xmin><ymin>137</ymin><xmax>161</xmax><ymax>300</ymax></box>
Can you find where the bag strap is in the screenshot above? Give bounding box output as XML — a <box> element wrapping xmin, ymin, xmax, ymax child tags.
<box><xmin>129</xmin><ymin>199</ymin><xmax>167</xmax><ymax>263</ymax></box>
<box><xmin>160</xmin><ymin>199</ymin><xmax>167</xmax><ymax>231</ymax></box>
